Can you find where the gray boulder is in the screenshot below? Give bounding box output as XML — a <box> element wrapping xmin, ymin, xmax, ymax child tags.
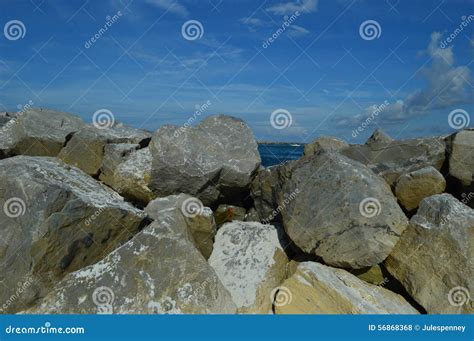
<box><xmin>0</xmin><ymin>108</ymin><xmax>85</xmax><ymax>158</ymax></box>
<box><xmin>341</xmin><ymin>136</ymin><xmax>446</xmax><ymax>187</ymax></box>
<box><xmin>0</xmin><ymin>156</ymin><xmax>148</xmax><ymax>313</ymax></box>
<box><xmin>145</xmin><ymin>194</ymin><xmax>216</xmax><ymax>259</ymax></box>
<box><xmin>395</xmin><ymin>166</ymin><xmax>446</xmax><ymax>211</ymax></box>
<box><xmin>58</xmin><ymin>125</ymin><xmax>151</xmax><ymax>176</ymax></box>
<box><xmin>448</xmin><ymin>129</ymin><xmax>473</xmax><ymax>187</ymax></box>
<box><xmin>209</xmin><ymin>221</ymin><xmax>288</xmax><ymax>313</ymax></box>
<box><xmin>386</xmin><ymin>194</ymin><xmax>473</xmax><ymax>314</ymax></box>
<box><xmin>25</xmin><ymin>218</ymin><xmax>236</xmax><ymax>314</ymax></box>
<box><xmin>366</xmin><ymin>129</ymin><xmax>393</xmax><ymax>146</ymax></box>
<box><xmin>149</xmin><ymin>115</ymin><xmax>261</xmax><ymax>206</ymax></box>
<box><xmin>304</xmin><ymin>136</ymin><xmax>348</xmax><ymax>157</ymax></box>
<box><xmin>281</xmin><ymin>151</ymin><xmax>408</xmax><ymax>269</ymax></box>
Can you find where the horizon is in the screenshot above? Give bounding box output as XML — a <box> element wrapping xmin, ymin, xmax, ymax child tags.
<box><xmin>1</xmin><ymin>0</ymin><xmax>473</xmax><ymax>143</ymax></box>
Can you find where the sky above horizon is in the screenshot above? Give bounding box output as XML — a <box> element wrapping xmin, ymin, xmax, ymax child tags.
<box><xmin>0</xmin><ymin>0</ymin><xmax>473</xmax><ymax>143</ymax></box>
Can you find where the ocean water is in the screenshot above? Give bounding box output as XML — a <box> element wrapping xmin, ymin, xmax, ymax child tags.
<box><xmin>258</xmin><ymin>143</ymin><xmax>305</xmax><ymax>167</ymax></box>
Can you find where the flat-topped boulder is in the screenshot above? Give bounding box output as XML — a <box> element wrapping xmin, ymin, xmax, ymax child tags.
<box><xmin>209</xmin><ymin>221</ymin><xmax>288</xmax><ymax>313</ymax></box>
<box><xmin>25</xmin><ymin>218</ymin><xmax>236</xmax><ymax>314</ymax></box>
<box><xmin>281</xmin><ymin>151</ymin><xmax>408</xmax><ymax>269</ymax></box>
<box><xmin>0</xmin><ymin>108</ymin><xmax>85</xmax><ymax>158</ymax></box>
<box><xmin>0</xmin><ymin>156</ymin><xmax>148</xmax><ymax>313</ymax></box>
<box><xmin>448</xmin><ymin>129</ymin><xmax>473</xmax><ymax>187</ymax></box>
<box><xmin>274</xmin><ymin>262</ymin><xmax>418</xmax><ymax>314</ymax></box>
<box><xmin>59</xmin><ymin>125</ymin><xmax>151</xmax><ymax>176</ymax></box>
<box><xmin>149</xmin><ymin>115</ymin><xmax>261</xmax><ymax>206</ymax></box>
<box><xmin>386</xmin><ymin>194</ymin><xmax>473</xmax><ymax>314</ymax></box>
<box><xmin>341</xmin><ymin>136</ymin><xmax>446</xmax><ymax>187</ymax></box>
<box><xmin>304</xmin><ymin>136</ymin><xmax>348</xmax><ymax>157</ymax></box>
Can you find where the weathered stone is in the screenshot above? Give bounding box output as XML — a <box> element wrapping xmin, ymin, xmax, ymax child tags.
<box><xmin>149</xmin><ymin>115</ymin><xmax>261</xmax><ymax>206</ymax></box>
<box><xmin>0</xmin><ymin>112</ymin><xmax>16</xmax><ymax>127</ymax></box>
<box><xmin>366</xmin><ymin>129</ymin><xmax>393</xmax><ymax>145</ymax></box>
<box><xmin>209</xmin><ymin>221</ymin><xmax>288</xmax><ymax>313</ymax></box>
<box><xmin>25</xmin><ymin>219</ymin><xmax>236</xmax><ymax>314</ymax></box>
<box><xmin>0</xmin><ymin>108</ymin><xmax>85</xmax><ymax>158</ymax></box>
<box><xmin>0</xmin><ymin>156</ymin><xmax>148</xmax><ymax>313</ymax></box>
<box><xmin>304</xmin><ymin>136</ymin><xmax>349</xmax><ymax>157</ymax></box>
<box><xmin>281</xmin><ymin>151</ymin><xmax>408</xmax><ymax>269</ymax></box>
<box><xmin>214</xmin><ymin>204</ymin><xmax>246</xmax><ymax>226</ymax></box>
<box><xmin>351</xmin><ymin>265</ymin><xmax>387</xmax><ymax>286</ymax></box>
<box><xmin>244</xmin><ymin>207</ymin><xmax>260</xmax><ymax>222</ymax></box>
<box><xmin>386</xmin><ymin>194</ymin><xmax>474</xmax><ymax>314</ymax></box>
<box><xmin>59</xmin><ymin>126</ymin><xmax>151</xmax><ymax>176</ymax></box>
<box><xmin>448</xmin><ymin>129</ymin><xmax>473</xmax><ymax>187</ymax></box>
<box><xmin>274</xmin><ymin>262</ymin><xmax>418</xmax><ymax>314</ymax></box>
<box><xmin>341</xmin><ymin>136</ymin><xmax>446</xmax><ymax>187</ymax></box>
<box><xmin>145</xmin><ymin>194</ymin><xmax>216</xmax><ymax>259</ymax></box>
<box><xmin>395</xmin><ymin>166</ymin><xmax>446</xmax><ymax>211</ymax></box>
<box><xmin>100</xmin><ymin>146</ymin><xmax>154</xmax><ymax>203</ymax></box>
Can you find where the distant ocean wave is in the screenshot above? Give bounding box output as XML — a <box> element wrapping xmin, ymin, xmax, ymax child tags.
<box><xmin>258</xmin><ymin>143</ymin><xmax>305</xmax><ymax>167</ymax></box>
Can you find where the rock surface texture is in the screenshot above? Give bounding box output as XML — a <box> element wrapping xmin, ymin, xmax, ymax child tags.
<box><xmin>386</xmin><ymin>194</ymin><xmax>474</xmax><ymax>314</ymax></box>
<box><xmin>395</xmin><ymin>166</ymin><xmax>446</xmax><ymax>211</ymax></box>
<box><xmin>274</xmin><ymin>262</ymin><xmax>418</xmax><ymax>314</ymax></box>
<box><xmin>0</xmin><ymin>156</ymin><xmax>147</xmax><ymax>313</ymax></box>
<box><xmin>304</xmin><ymin>136</ymin><xmax>349</xmax><ymax>157</ymax></box>
<box><xmin>209</xmin><ymin>222</ymin><xmax>288</xmax><ymax>313</ymax></box>
<box><xmin>281</xmin><ymin>151</ymin><xmax>408</xmax><ymax>269</ymax></box>
<box><xmin>448</xmin><ymin>129</ymin><xmax>473</xmax><ymax>187</ymax></box>
<box><xmin>26</xmin><ymin>219</ymin><xmax>236</xmax><ymax>314</ymax></box>
<box><xmin>149</xmin><ymin>115</ymin><xmax>261</xmax><ymax>206</ymax></box>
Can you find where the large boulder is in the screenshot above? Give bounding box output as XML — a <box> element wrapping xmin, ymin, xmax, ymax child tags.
<box><xmin>394</xmin><ymin>166</ymin><xmax>446</xmax><ymax>211</ymax></box>
<box><xmin>341</xmin><ymin>136</ymin><xmax>446</xmax><ymax>187</ymax></box>
<box><xmin>303</xmin><ymin>136</ymin><xmax>348</xmax><ymax>157</ymax></box>
<box><xmin>448</xmin><ymin>129</ymin><xmax>473</xmax><ymax>187</ymax></box>
<box><xmin>149</xmin><ymin>115</ymin><xmax>261</xmax><ymax>206</ymax></box>
<box><xmin>385</xmin><ymin>194</ymin><xmax>474</xmax><ymax>314</ymax></box>
<box><xmin>0</xmin><ymin>112</ymin><xmax>16</xmax><ymax>127</ymax></box>
<box><xmin>274</xmin><ymin>262</ymin><xmax>418</xmax><ymax>314</ymax></box>
<box><xmin>100</xmin><ymin>145</ymin><xmax>154</xmax><ymax>204</ymax></box>
<box><xmin>0</xmin><ymin>156</ymin><xmax>148</xmax><ymax>313</ymax></box>
<box><xmin>281</xmin><ymin>151</ymin><xmax>408</xmax><ymax>269</ymax></box>
<box><xmin>145</xmin><ymin>194</ymin><xmax>216</xmax><ymax>259</ymax></box>
<box><xmin>365</xmin><ymin>129</ymin><xmax>393</xmax><ymax>146</ymax></box>
<box><xmin>209</xmin><ymin>221</ymin><xmax>288</xmax><ymax>313</ymax></box>
<box><xmin>0</xmin><ymin>108</ymin><xmax>84</xmax><ymax>158</ymax></box>
<box><xmin>58</xmin><ymin>125</ymin><xmax>151</xmax><ymax>176</ymax></box>
<box><xmin>25</xmin><ymin>218</ymin><xmax>236</xmax><ymax>314</ymax></box>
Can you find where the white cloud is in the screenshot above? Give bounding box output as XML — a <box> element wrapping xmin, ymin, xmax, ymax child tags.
<box><xmin>288</xmin><ymin>24</ymin><xmax>310</xmax><ymax>37</ymax></box>
<box><xmin>266</xmin><ymin>0</ymin><xmax>318</xmax><ymax>15</ymax></box>
<box><xmin>145</xmin><ymin>0</ymin><xmax>188</xmax><ymax>16</ymax></box>
<box><xmin>240</xmin><ymin>17</ymin><xmax>265</xmax><ymax>27</ymax></box>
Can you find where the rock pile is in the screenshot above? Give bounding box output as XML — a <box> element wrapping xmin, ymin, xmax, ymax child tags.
<box><xmin>0</xmin><ymin>109</ymin><xmax>472</xmax><ymax>315</ymax></box>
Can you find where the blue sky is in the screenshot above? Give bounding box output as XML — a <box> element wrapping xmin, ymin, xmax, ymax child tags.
<box><xmin>0</xmin><ymin>0</ymin><xmax>473</xmax><ymax>142</ymax></box>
